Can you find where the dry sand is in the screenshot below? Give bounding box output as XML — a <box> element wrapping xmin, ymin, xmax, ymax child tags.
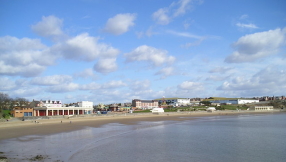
<box><xmin>0</xmin><ymin>110</ymin><xmax>283</xmax><ymax>140</ymax></box>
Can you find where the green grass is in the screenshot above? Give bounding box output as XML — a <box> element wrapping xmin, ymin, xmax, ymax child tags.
<box><xmin>223</xmin><ymin>105</ymin><xmax>248</xmax><ymax>110</ymax></box>
<box><xmin>1</xmin><ymin>110</ymin><xmax>11</xmax><ymax>119</ymax></box>
<box><xmin>133</xmin><ymin>110</ymin><xmax>152</xmax><ymax>113</ymax></box>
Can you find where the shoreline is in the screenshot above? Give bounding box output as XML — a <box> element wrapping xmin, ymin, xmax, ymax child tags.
<box><xmin>0</xmin><ymin>110</ymin><xmax>284</xmax><ymax>140</ymax></box>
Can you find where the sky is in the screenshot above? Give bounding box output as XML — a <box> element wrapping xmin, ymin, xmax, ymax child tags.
<box><xmin>0</xmin><ymin>0</ymin><xmax>286</xmax><ymax>104</ymax></box>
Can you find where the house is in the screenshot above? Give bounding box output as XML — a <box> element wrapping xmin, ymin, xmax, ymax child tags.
<box><xmin>11</xmin><ymin>106</ymin><xmax>33</xmax><ymax>118</ymax></box>
<box><xmin>132</xmin><ymin>99</ymin><xmax>158</xmax><ymax>109</ymax></box>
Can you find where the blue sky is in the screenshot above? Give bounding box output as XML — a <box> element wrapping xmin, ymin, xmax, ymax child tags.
<box><xmin>0</xmin><ymin>0</ymin><xmax>285</xmax><ymax>104</ymax></box>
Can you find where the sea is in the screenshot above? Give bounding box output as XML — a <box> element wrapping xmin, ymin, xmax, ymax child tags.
<box><xmin>1</xmin><ymin>112</ymin><xmax>286</xmax><ymax>162</ymax></box>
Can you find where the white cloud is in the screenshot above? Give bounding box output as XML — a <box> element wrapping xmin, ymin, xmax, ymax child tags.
<box><xmin>53</xmin><ymin>33</ymin><xmax>119</xmax><ymax>61</ymax></box>
<box><xmin>152</xmin><ymin>8</ymin><xmax>170</xmax><ymax>25</ymax></box>
<box><xmin>225</xmin><ymin>28</ymin><xmax>286</xmax><ymax>63</ymax></box>
<box><xmin>80</xmin><ymin>82</ymin><xmax>101</xmax><ymax>90</ymax></box>
<box><xmin>124</xmin><ymin>45</ymin><xmax>175</xmax><ymax>67</ymax></box>
<box><xmin>30</xmin><ymin>75</ymin><xmax>73</xmax><ymax>86</ymax></box>
<box><xmin>31</xmin><ymin>15</ymin><xmax>66</xmax><ymax>41</ymax></box>
<box><xmin>173</xmin><ymin>0</ymin><xmax>191</xmax><ymax>17</ymax></box>
<box><xmin>48</xmin><ymin>83</ymin><xmax>79</xmax><ymax>93</ymax></box>
<box><xmin>155</xmin><ymin>67</ymin><xmax>175</xmax><ymax>79</ymax></box>
<box><xmin>0</xmin><ymin>77</ymin><xmax>16</xmax><ymax>91</ymax></box>
<box><xmin>130</xmin><ymin>80</ymin><xmax>150</xmax><ymax>91</ymax></box>
<box><xmin>178</xmin><ymin>81</ymin><xmax>204</xmax><ymax>90</ymax></box>
<box><xmin>206</xmin><ymin>75</ymin><xmax>229</xmax><ymax>81</ymax></box>
<box><xmin>236</xmin><ymin>23</ymin><xmax>258</xmax><ymax>29</ymax></box>
<box><xmin>103</xmin><ymin>13</ymin><xmax>136</xmax><ymax>35</ymax></box>
<box><xmin>93</xmin><ymin>58</ymin><xmax>118</xmax><ymax>74</ymax></box>
<box><xmin>101</xmin><ymin>80</ymin><xmax>127</xmax><ymax>89</ymax></box>
<box><xmin>176</xmin><ymin>81</ymin><xmax>205</xmax><ymax>96</ymax></box>
<box><xmin>181</xmin><ymin>39</ymin><xmax>204</xmax><ymax>48</ymax></box>
<box><xmin>152</xmin><ymin>0</ymin><xmax>201</xmax><ymax>25</ymax></box>
<box><xmin>217</xmin><ymin>67</ymin><xmax>286</xmax><ymax>96</ymax></box>
<box><xmin>0</xmin><ymin>36</ymin><xmax>55</xmax><ymax>77</ymax></box>
<box><xmin>167</xmin><ymin>30</ymin><xmax>203</xmax><ymax>39</ymax></box>
<box><xmin>10</xmin><ymin>86</ymin><xmax>43</xmax><ymax>98</ymax></box>
<box><xmin>136</xmin><ymin>26</ymin><xmax>156</xmax><ymax>38</ymax></box>
<box><xmin>209</xmin><ymin>66</ymin><xmax>233</xmax><ymax>73</ymax></box>
<box><xmin>239</xmin><ymin>14</ymin><xmax>248</xmax><ymax>20</ymax></box>
<box><xmin>74</xmin><ymin>68</ymin><xmax>96</xmax><ymax>79</ymax></box>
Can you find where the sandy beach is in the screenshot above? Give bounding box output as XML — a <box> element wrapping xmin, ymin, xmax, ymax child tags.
<box><xmin>0</xmin><ymin>110</ymin><xmax>284</xmax><ymax>140</ymax></box>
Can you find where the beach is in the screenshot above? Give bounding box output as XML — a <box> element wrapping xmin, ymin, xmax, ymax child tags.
<box><xmin>1</xmin><ymin>110</ymin><xmax>286</xmax><ymax>162</ymax></box>
<box><xmin>0</xmin><ymin>110</ymin><xmax>283</xmax><ymax>140</ymax></box>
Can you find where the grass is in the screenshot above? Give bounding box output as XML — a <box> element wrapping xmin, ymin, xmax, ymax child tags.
<box><xmin>1</xmin><ymin>110</ymin><xmax>11</xmax><ymax>119</ymax></box>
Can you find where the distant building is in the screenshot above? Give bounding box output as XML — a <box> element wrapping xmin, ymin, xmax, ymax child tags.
<box><xmin>249</xmin><ymin>106</ymin><xmax>274</xmax><ymax>111</ymax></box>
<box><xmin>154</xmin><ymin>98</ymin><xmax>190</xmax><ymax>106</ymax></box>
<box><xmin>78</xmin><ymin>101</ymin><xmax>93</xmax><ymax>108</ymax></box>
<box><xmin>132</xmin><ymin>99</ymin><xmax>158</xmax><ymax>109</ymax></box>
<box><xmin>209</xmin><ymin>98</ymin><xmax>259</xmax><ymax>105</ymax></box>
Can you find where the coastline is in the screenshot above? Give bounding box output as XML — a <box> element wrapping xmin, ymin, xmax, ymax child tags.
<box><xmin>0</xmin><ymin>110</ymin><xmax>284</xmax><ymax>140</ymax></box>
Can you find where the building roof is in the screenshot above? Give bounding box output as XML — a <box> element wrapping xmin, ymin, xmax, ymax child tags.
<box><xmin>203</xmin><ymin>97</ymin><xmax>258</xmax><ymax>101</ymax></box>
<box><xmin>153</xmin><ymin>97</ymin><xmax>189</xmax><ymax>100</ymax></box>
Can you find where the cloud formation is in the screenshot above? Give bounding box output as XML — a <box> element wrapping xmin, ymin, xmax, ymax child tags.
<box><xmin>103</xmin><ymin>13</ymin><xmax>136</xmax><ymax>35</ymax></box>
<box><xmin>152</xmin><ymin>0</ymin><xmax>201</xmax><ymax>25</ymax></box>
<box><xmin>152</xmin><ymin>8</ymin><xmax>170</xmax><ymax>25</ymax></box>
<box><xmin>53</xmin><ymin>33</ymin><xmax>119</xmax><ymax>61</ymax></box>
<box><xmin>124</xmin><ymin>45</ymin><xmax>175</xmax><ymax>67</ymax></box>
<box><xmin>31</xmin><ymin>15</ymin><xmax>66</xmax><ymax>41</ymax></box>
<box><xmin>0</xmin><ymin>36</ymin><xmax>54</xmax><ymax>77</ymax></box>
<box><xmin>236</xmin><ymin>23</ymin><xmax>258</xmax><ymax>29</ymax></box>
<box><xmin>93</xmin><ymin>58</ymin><xmax>118</xmax><ymax>74</ymax></box>
<box><xmin>155</xmin><ymin>67</ymin><xmax>175</xmax><ymax>79</ymax></box>
<box><xmin>30</xmin><ymin>75</ymin><xmax>73</xmax><ymax>86</ymax></box>
<box><xmin>225</xmin><ymin>28</ymin><xmax>286</xmax><ymax>63</ymax></box>
<box><xmin>217</xmin><ymin>67</ymin><xmax>286</xmax><ymax>96</ymax></box>
<box><xmin>48</xmin><ymin>83</ymin><xmax>80</xmax><ymax>93</ymax></box>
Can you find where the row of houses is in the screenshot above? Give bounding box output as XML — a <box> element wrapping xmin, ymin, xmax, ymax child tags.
<box><xmin>254</xmin><ymin>96</ymin><xmax>286</xmax><ymax>101</ymax></box>
<box><xmin>132</xmin><ymin>97</ymin><xmax>260</xmax><ymax>109</ymax></box>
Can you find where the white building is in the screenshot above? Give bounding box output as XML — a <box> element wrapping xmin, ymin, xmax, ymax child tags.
<box><xmin>210</xmin><ymin>99</ymin><xmax>259</xmax><ymax>105</ymax></box>
<box><xmin>250</xmin><ymin>106</ymin><xmax>274</xmax><ymax>111</ymax></box>
<box><xmin>78</xmin><ymin>101</ymin><xmax>93</xmax><ymax>108</ymax></box>
<box><xmin>41</xmin><ymin>100</ymin><xmax>62</xmax><ymax>107</ymax></box>
<box><xmin>156</xmin><ymin>98</ymin><xmax>190</xmax><ymax>106</ymax></box>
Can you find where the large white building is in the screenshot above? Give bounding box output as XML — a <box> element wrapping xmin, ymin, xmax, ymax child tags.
<box><xmin>30</xmin><ymin>100</ymin><xmax>94</xmax><ymax>116</ymax></box>
<box><xmin>78</xmin><ymin>101</ymin><xmax>93</xmax><ymax>108</ymax></box>
<box><xmin>210</xmin><ymin>99</ymin><xmax>259</xmax><ymax>105</ymax></box>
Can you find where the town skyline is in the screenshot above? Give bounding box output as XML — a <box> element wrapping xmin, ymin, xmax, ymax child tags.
<box><xmin>0</xmin><ymin>0</ymin><xmax>285</xmax><ymax>105</ymax></box>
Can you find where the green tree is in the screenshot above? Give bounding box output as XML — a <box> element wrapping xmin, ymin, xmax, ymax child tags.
<box><xmin>200</xmin><ymin>101</ymin><xmax>211</xmax><ymax>106</ymax></box>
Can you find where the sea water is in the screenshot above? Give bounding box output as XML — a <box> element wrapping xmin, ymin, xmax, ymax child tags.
<box><xmin>1</xmin><ymin>113</ymin><xmax>286</xmax><ymax>162</ymax></box>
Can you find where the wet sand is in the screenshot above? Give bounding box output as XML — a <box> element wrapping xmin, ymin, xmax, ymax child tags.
<box><xmin>0</xmin><ymin>110</ymin><xmax>283</xmax><ymax>140</ymax></box>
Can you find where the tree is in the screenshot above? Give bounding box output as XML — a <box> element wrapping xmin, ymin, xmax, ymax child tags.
<box><xmin>15</xmin><ymin>97</ymin><xmax>29</xmax><ymax>107</ymax></box>
<box><xmin>97</xmin><ymin>103</ymin><xmax>105</xmax><ymax>110</ymax></box>
<box><xmin>200</xmin><ymin>101</ymin><xmax>211</xmax><ymax>106</ymax></box>
<box><xmin>0</xmin><ymin>92</ymin><xmax>11</xmax><ymax>112</ymax></box>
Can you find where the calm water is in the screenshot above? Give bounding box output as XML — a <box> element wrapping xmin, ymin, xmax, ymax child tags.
<box><xmin>1</xmin><ymin>113</ymin><xmax>286</xmax><ymax>162</ymax></box>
